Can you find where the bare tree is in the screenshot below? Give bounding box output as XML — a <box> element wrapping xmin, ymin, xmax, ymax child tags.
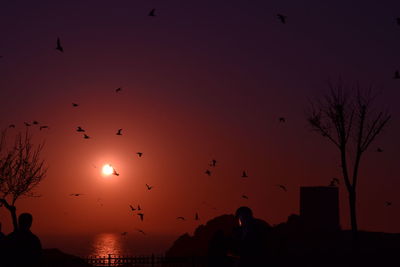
<box><xmin>307</xmin><ymin>82</ymin><xmax>391</xmax><ymax>245</ymax></box>
<box><xmin>0</xmin><ymin>130</ymin><xmax>47</xmax><ymax>231</ymax></box>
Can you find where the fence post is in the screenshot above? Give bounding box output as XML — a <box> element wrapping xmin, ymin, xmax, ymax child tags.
<box><xmin>151</xmin><ymin>253</ymin><xmax>155</xmax><ymax>267</ymax></box>
<box><xmin>108</xmin><ymin>254</ymin><xmax>111</xmax><ymax>267</ymax></box>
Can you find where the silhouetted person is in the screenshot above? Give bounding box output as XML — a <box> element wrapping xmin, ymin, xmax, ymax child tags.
<box><xmin>208</xmin><ymin>230</ymin><xmax>232</xmax><ymax>267</ymax></box>
<box><xmin>6</xmin><ymin>213</ymin><xmax>42</xmax><ymax>267</ymax></box>
<box><xmin>231</xmin><ymin>206</ymin><xmax>271</xmax><ymax>267</ymax></box>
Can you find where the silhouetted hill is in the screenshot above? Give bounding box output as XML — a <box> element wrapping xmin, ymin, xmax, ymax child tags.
<box><xmin>166</xmin><ymin>214</ymin><xmax>238</xmax><ymax>257</ymax></box>
<box><xmin>166</xmin><ymin>213</ymin><xmax>400</xmax><ymax>267</ymax></box>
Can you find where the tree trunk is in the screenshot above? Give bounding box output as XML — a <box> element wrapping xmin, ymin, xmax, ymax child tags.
<box><xmin>9</xmin><ymin>206</ymin><xmax>18</xmax><ymax>231</ymax></box>
<box><xmin>348</xmin><ymin>190</ymin><xmax>359</xmax><ymax>251</ymax></box>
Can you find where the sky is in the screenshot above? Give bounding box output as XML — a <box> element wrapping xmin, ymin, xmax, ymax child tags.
<box><xmin>1</xmin><ymin>0</ymin><xmax>400</xmax><ymax>249</ymax></box>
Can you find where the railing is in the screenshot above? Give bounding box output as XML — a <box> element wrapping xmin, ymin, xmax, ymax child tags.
<box><xmin>83</xmin><ymin>254</ymin><xmax>207</xmax><ymax>267</ymax></box>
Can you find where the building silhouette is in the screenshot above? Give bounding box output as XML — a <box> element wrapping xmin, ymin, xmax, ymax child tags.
<box><xmin>300</xmin><ymin>186</ymin><xmax>340</xmax><ymax>231</ymax></box>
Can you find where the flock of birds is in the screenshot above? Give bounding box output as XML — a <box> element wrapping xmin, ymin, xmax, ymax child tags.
<box><xmin>1</xmin><ymin>7</ymin><xmax>396</xmax><ymax>237</ymax></box>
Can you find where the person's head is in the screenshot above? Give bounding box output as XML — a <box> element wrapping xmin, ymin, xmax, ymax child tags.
<box><xmin>18</xmin><ymin>213</ymin><xmax>33</xmax><ymax>231</ymax></box>
<box><xmin>235</xmin><ymin>206</ymin><xmax>253</xmax><ymax>226</ymax></box>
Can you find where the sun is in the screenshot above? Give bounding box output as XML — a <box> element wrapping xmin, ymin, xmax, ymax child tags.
<box><xmin>102</xmin><ymin>164</ymin><xmax>114</xmax><ymax>176</ymax></box>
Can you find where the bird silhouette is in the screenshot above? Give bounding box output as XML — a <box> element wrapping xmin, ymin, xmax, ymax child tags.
<box><xmin>40</xmin><ymin>126</ymin><xmax>49</xmax><ymax>130</ymax></box>
<box><xmin>148</xmin><ymin>8</ymin><xmax>156</xmax><ymax>16</ymax></box>
<box><xmin>72</xmin><ymin>103</ymin><xmax>79</xmax><ymax>107</ymax></box>
<box><xmin>116</xmin><ymin>129</ymin><xmax>122</xmax><ymax>135</ymax></box>
<box><xmin>376</xmin><ymin>147</ymin><xmax>384</xmax><ymax>153</ymax></box>
<box><xmin>138</xmin><ymin>205</ymin><xmax>142</xmax><ymax>211</ymax></box>
<box><xmin>205</xmin><ymin>169</ymin><xmax>212</xmax><ymax>176</ymax></box>
<box><xmin>83</xmin><ymin>134</ymin><xmax>90</xmax><ymax>139</ymax></box>
<box><xmin>138</xmin><ymin>213</ymin><xmax>144</xmax><ymax>221</ymax></box>
<box><xmin>115</xmin><ymin>87</ymin><xmax>122</xmax><ymax>93</ymax></box>
<box><xmin>177</xmin><ymin>216</ymin><xmax>185</xmax><ymax>220</ymax></box>
<box><xmin>9</xmin><ymin>124</ymin><xmax>15</xmax><ymax>128</ymax></box>
<box><xmin>129</xmin><ymin>205</ymin><xmax>136</xmax><ymax>211</ymax></box>
<box><xmin>121</xmin><ymin>232</ymin><xmax>128</xmax><ymax>236</ymax></box>
<box><xmin>136</xmin><ymin>152</ymin><xmax>143</xmax><ymax>157</ymax></box>
<box><xmin>210</xmin><ymin>159</ymin><xmax>217</xmax><ymax>167</ymax></box>
<box><xmin>145</xmin><ymin>184</ymin><xmax>153</xmax><ymax>190</ymax></box>
<box><xmin>385</xmin><ymin>201</ymin><xmax>392</xmax><ymax>207</ymax></box>
<box><xmin>329</xmin><ymin>178</ymin><xmax>340</xmax><ymax>187</ymax></box>
<box><xmin>24</xmin><ymin>122</ymin><xmax>31</xmax><ymax>127</ymax></box>
<box><xmin>279</xmin><ymin>117</ymin><xmax>286</xmax><ymax>123</ymax></box>
<box><xmin>241</xmin><ymin>171</ymin><xmax>248</xmax><ymax>178</ymax></box>
<box><xmin>242</xmin><ymin>195</ymin><xmax>249</xmax><ymax>199</ymax></box>
<box><xmin>137</xmin><ymin>229</ymin><xmax>146</xmax><ymax>235</ymax></box>
<box><xmin>276</xmin><ymin>184</ymin><xmax>287</xmax><ymax>192</ymax></box>
<box><xmin>277</xmin><ymin>14</ymin><xmax>287</xmax><ymax>24</ymax></box>
<box><xmin>76</xmin><ymin>126</ymin><xmax>85</xmax><ymax>132</ymax></box>
<box><xmin>394</xmin><ymin>71</ymin><xmax>400</xmax><ymax>79</ymax></box>
<box><xmin>56</xmin><ymin>37</ymin><xmax>64</xmax><ymax>52</ymax></box>
<box><xmin>195</xmin><ymin>212</ymin><xmax>199</xmax><ymax>221</ymax></box>
<box><xmin>32</xmin><ymin>121</ymin><xmax>39</xmax><ymax>125</ymax></box>
<box><xmin>69</xmin><ymin>193</ymin><xmax>83</xmax><ymax>197</ymax></box>
<box><xmin>113</xmin><ymin>169</ymin><xmax>120</xmax><ymax>176</ymax></box>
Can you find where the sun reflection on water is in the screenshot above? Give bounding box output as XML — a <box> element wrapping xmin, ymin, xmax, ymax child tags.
<box><xmin>91</xmin><ymin>233</ymin><xmax>123</xmax><ymax>257</ymax></box>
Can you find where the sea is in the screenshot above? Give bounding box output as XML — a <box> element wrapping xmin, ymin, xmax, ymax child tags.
<box><xmin>41</xmin><ymin>233</ymin><xmax>175</xmax><ymax>258</ymax></box>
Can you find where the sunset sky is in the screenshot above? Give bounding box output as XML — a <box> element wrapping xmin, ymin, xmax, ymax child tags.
<box><xmin>1</xmin><ymin>0</ymin><xmax>400</xmax><ymax>247</ymax></box>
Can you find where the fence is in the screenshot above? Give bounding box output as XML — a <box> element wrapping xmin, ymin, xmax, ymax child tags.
<box><xmin>83</xmin><ymin>254</ymin><xmax>208</xmax><ymax>267</ymax></box>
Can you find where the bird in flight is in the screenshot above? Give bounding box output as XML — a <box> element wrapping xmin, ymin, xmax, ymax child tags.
<box><xmin>241</xmin><ymin>171</ymin><xmax>248</xmax><ymax>178</ymax></box>
<box><xmin>394</xmin><ymin>71</ymin><xmax>400</xmax><ymax>79</ymax></box>
<box><xmin>77</xmin><ymin>126</ymin><xmax>85</xmax><ymax>132</ymax></box>
<box><xmin>129</xmin><ymin>205</ymin><xmax>136</xmax><ymax>211</ymax></box>
<box><xmin>72</xmin><ymin>103</ymin><xmax>79</xmax><ymax>107</ymax></box>
<box><xmin>83</xmin><ymin>134</ymin><xmax>90</xmax><ymax>139</ymax></box>
<box><xmin>205</xmin><ymin>169</ymin><xmax>212</xmax><ymax>176</ymax></box>
<box><xmin>277</xmin><ymin>14</ymin><xmax>287</xmax><ymax>24</ymax></box>
<box><xmin>195</xmin><ymin>212</ymin><xmax>199</xmax><ymax>221</ymax></box>
<box><xmin>329</xmin><ymin>178</ymin><xmax>340</xmax><ymax>187</ymax></box>
<box><xmin>40</xmin><ymin>126</ymin><xmax>49</xmax><ymax>130</ymax></box>
<box><xmin>385</xmin><ymin>201</ymin><xmax>392</xmax><ymax>207</ymax></box>
<box><xmin>116</xmin><ymin>129</ymin><xmax>122</xmax><ymax>136</ymax></box>
<box><xmin>276</xmin><ymin>184</ymin><xmax>287</xmax><ymax>192</ymax></box>
<box><xmin>9</xmin><ymin>124</ymin><xmax>15</xmax><ymax>128</ymax></box>
<box><xmin>136</xmin><ymin>152</ymin><xmax>143</xmax><ymax>157</ymax></box>
<box><xmin>24</xmin><ymin>122</ymin><xmax>31</xmax><ymax>127</ymax></box>
<box><xmin>148</xmin><ymin>8</ymin><xmax>156</xmax><ymax>16</ymax></box>
<box><xmin>279</xmin><ymin>117</ymin><xmax>286</xmax><ymax>123</ymax></box>
<box><xmin>376</xmin><ymin>147</ymin><xmax>384</xmax><ymax>153</ymax></box>
<box><xmin>69</xmin><ymin>193</ymin><xmax>83</xmax><ymax>197</ymax></box>
<box><xmin>115</xmin><ymin>87</ymin><xmax>122</xmax><ymax>93</ymax></box>
<box><xmin>32</xmin><ymin>121</ymin><xmax>39</xmax><ymax>125</ymax></box>
<box><xmin>177</xmin><ymin>217</ymin><xmax>185</xmax><ymax>220</ymax></box>
<box><xmin>242</xmin><ymin>195</ymin><xmax>249</xmax><ymax>199</ymax></box>
<box><xmin>113</xmin><ymin>169</ymin><xmax>120</xmax><ymax>176</ymax></box>
<box><xmin>138</xmin><ymin>213</ymin><xmax>144</xmax><ymax>221</ymax></box>
<box><xmin>210</xmin><ymin>159</ymin><xmax>217</xmax><ymax>167</ymax></box>
<box><xmin>137</xmin><ymin>229</ymin><xmax>146</xmax><ymax>235</ymax></box>
<box><xmin>56</xmin><ymin>37</ymin><xmax>64</xmax><ymax>52</ymax></box>
<box><xmin>138</xmin><ymin>205</ymin><xmax>142</xmax><ymax>211</ymax></box>
<box><xmin>145</xmin><ymin>184</ymin><xmax>153</xmax><ymax>190</ymax></box>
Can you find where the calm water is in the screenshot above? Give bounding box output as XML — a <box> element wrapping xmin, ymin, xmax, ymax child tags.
<box><xmin>41</xmin><ymin>233</ymin><xmax>174</xmax><ymax>257</ymax></box>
